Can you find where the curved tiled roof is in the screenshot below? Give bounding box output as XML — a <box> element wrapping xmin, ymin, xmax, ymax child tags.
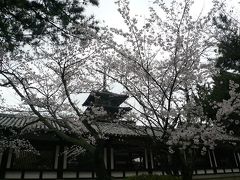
<box><xmin>0</xmin><ymin>113</ymin><xmax>238</xmax><ymax>141</ymax></box>
<box><xmin>0</xmin><ymin>113</ymin><xmax>162</xmax><ymax>137</ymax></box>
<box><xmin>93</xmin><ymin>121</ymin><xmax>162</xmax><ymax>137</ymax></box>
<box><xmin>0</xmin><ymin>113</ymin><xmax>68</xmax><ymax>131</ymax></box>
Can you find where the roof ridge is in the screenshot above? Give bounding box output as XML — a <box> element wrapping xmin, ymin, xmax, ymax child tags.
<box><xmin>0</xmin><ymin>113</ymin><xmax>37</xmax><ymax>118</ymax></box>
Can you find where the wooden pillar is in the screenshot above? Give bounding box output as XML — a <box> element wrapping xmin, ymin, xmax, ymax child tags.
<box><xmin>0</xmin><ymin>152</ymin><xmax>2</xmax><ymax>168</ymax></box>
<box><xmin>63</xmin><ymin>146</ymin><xmax>67</xmax><ymax>170</ymax></box>
<box><xmin>57</xmin><ymin>145</ymin><xmax>64</xmax><ymax>179</ymax></box>
<box><xmin>233</xmin><ymin>152</ymin><xmax>238</xmax><ymax>167</ymax></box>
<box><xmin>6</xmin><ymin>149</ymin><xmax>13</xmax><ymax>169</ymax></box>
<box><xmin>208</xmin><ymin>150</ymin><xmax>213</xmax><ymax>168</ymax></box>
<box><xmin>110</xmin><ymin>148</ymin><xmax>114</xmax><ymax>170</ymax></box>
<box><xmin>54</xmin><ymin>145</ymin><xmax>60</xmax><ymax>169</ymax></box>
<box><xmin>104</xmin><ymin>147</ymin><xmax>107</xmax><ymax>168</ymax></box>
<box><xmin>144</xmin><ymin>148</ymin><xmax>148</xmax><ymax>170</ymax></box>
<box><xmin>150</xmin><ymin>149</ymin><xmax>154</xmax><ymax>170</ymax></box>
<box><xmin>0</xmin><ymin>152</ymin><xmax>4</xmax><ymax>179</ymax></box>
<box><xmin>237</xmin><ymin>153</ymin><xmax>240</xmax><ymax>166</ymax></box>
<box><xmin>0</xmin><ymin>150</ymin><xmax>11</xmax><ymax>178</ymax></box>
<box><xmin>212</xmin><ymin>150</ymin><xmax>217</xmax><ymax>168</ymax></box>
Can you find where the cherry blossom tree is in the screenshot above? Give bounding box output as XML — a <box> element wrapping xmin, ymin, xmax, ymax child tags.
<box><xmin>0</xmin><ymin>35</ymin><xmax>112</xmax><ymax>180</ymax></box>
<box><xmin>1</xmin><ymin>0</ymin><xmax>238</xmax><ymax>180</ymax></box>
<box><xmin>93</xmin><ymin>0</ymin><xmax>232</xmax><ymax>179</ymax></box>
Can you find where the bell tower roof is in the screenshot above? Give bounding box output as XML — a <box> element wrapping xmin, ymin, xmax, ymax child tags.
<box><xmin>82</xmin><ymin>90</ymin><xmax>129</xmax><ymax>107</ymax></box>
<box><xmin>82</xmin><ymin>89</ymin><xmax>131</xmax><ymax>122</ymax></box>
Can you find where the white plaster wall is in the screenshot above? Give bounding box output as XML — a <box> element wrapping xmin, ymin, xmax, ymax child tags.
<box><xmin>5</xmin><ymin>171</ymin><xmax>21</xmax><ymax>179</ymax></box>
<box><xmin>78</xmin><ymin>172</ymin><xmax>92</xmax><ymax>178</ymax></box>
<box><xmin>63</xmin><ymin>171</ymin><xmax>77</xmax><ymax>178</ymax></box>
<box><xmin>42</xmin><ymin>171</ymin><xmax>57</xmax><ymax>179</ymax></box>
<box><xmin>111</xmin><ymin>171</ymin><xmax>123</xmax><ymax>177</ymax></box>
<box><xmin>24</xmin><ymin>171</ymin><xmax>40</xmax><ymax>179</ymax></box>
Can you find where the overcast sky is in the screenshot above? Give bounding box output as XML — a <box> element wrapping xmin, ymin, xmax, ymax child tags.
<box><xmin>86</xmin><ymin>0</ymin><xmax>240</xmax><ymax>28</ymax></box>
<box><xmin>86</xmin><ymin>0</ymin><xmax>151</xmax><ymax>28</ymax></box>
<box><xmin>1</xmin><ymin>0</ymin><xmax>240</xmax><ymax>109</ymax></box>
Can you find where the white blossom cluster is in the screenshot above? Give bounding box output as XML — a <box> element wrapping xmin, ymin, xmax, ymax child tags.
<box><xmin>86</xmin><ymin>134</ymin><xmax>96</xmax><ymax>145</ymax></box>
<box><xmin>94</xmin><ymin>0</ymin><xmax>234</xmax><ymax>154</ymax></box>
<box><xmin>64</xmin><ymin>145</ymin><xmax>86</xmax><ymax>160</ymax></box>
<box><xmin>166</xmin><ymin>122</ymin><xmax>227</xmax><ymax>151</ymax></box>
<box><xmin>0</xmin><ymin>137</ymin><xmax>38</xmax><ymax>155</ymax></box>
<box><xmin>0</xmin><ymin>32</ymin><xmax>106</xmax><ymax>152</ymax></box>
<box><xmin>215</xmin><ymin>81</ymin><xmax>240</xmax><ymax>125</ymax></box>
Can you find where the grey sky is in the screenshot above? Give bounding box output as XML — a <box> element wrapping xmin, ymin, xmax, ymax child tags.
<box><xmin>86</xmin><ymin>0</ymin><xmax>240</xmax><ymax>28</ymax></box>
<box><xmin>1</xmin><ymin>0</ymin><xmax>240</xmax><ymax>108</ymax></box>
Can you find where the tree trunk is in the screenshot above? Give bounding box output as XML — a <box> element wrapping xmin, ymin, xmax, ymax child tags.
<box><xmin>95</xmin><ymin>140</ymin><xmax>111</xmax><ymax>180</ymax></box>
<box><xmin>180</xmin><ymin>149</ymin><xmax>193</xmax><ymax>180</ymax></box>
<box><xmin>181</xmin><ymin>163</ymin><xmax>193</xmax><ymax>180</ymax></box>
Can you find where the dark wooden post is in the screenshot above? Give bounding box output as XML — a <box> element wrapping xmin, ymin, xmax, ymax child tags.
<box><xmin>57</xmin><ymin>145</ymin><xmax>64</xmax><ymax>179</ymax></box>
<box><xmin>212</xmin><ymin>150</ymin><xmax>217</xmax><ymax>173</ymax></box>
<box><xmin>149</xmin><ymin>148</ymin><xmax>154</xmax><ymax>174</ymax></box>
<box><xmin>0</xmin><ymin>150</ymin><xmax>8</xmax><ymax>179</ymax></box>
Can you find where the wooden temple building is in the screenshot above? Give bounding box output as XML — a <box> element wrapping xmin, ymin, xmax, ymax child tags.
<box><xmin>0</xmin><ymin>90</ymin><xmax>240</xmax><ymax>179</ymax></box>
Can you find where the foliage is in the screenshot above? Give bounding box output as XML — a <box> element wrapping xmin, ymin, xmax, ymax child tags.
<box><xmin>197</xmin><ymin>72</ymin><xmax>240</xmax><ymax>135</ymax></box>
<box><xmin>0</xmin><ymin>0</ymin><xmax>99</xmax><ymax>51</ymax></box>
<box><xmin>198</xmin><ymin>14</ymin><xmax>240</xmax><ymax>136</ymax></box>
<box><xmin>213</xmin><ymin>14</ymin><xmax>240</xmax><ymax>73</ymax></box>
<box><xmin>125</xmin><ymin>175</ymin><xmax>181</xmax><ymax>180</ymax></box>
